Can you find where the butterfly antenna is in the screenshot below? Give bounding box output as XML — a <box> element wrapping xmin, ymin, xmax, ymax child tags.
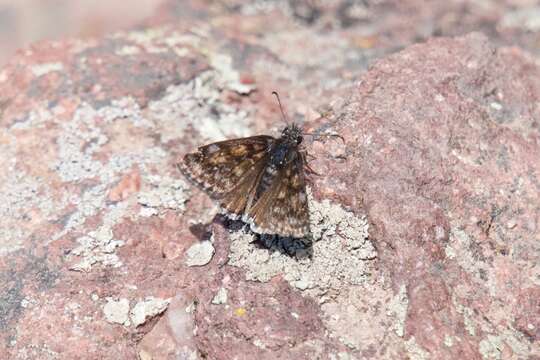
<box><xmin>272</xmin><ymin>91</ymin><xmax>290</xmax><ymax>125</ymax></box>
<box><xmin>302</xmin><ymin>132</ymin><xmax>345</xmax><ymax>143</ymax></box>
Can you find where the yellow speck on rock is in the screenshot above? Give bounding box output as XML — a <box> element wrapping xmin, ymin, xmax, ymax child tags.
<box><xmin>234</xmin><ymin>307</ymin><xmax>247</xmax><ymax>317</ymax></box>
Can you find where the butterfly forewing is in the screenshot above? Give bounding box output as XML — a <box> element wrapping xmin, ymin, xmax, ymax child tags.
<box><xmin>179</xmin><ymin>136</ymin><xmax>273</xmax><ymax>199</ymax></box>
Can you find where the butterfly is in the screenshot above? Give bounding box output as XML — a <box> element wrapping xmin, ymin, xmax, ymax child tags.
<box><xmin>178</xmin><ymin>92</ymin><xmax>316</xmax><ymax>242</ymax></box>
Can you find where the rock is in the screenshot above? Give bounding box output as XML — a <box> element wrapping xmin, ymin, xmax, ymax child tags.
<box><xmin>325</xmin><ymin>33</ymin><xmax>540</xmax><ymax>358</ymax></box>
<box><xmin>103</xmin><ymin>298</ymin><xmax>131</xmax><ymax>326</ymax></box>
<box><xmin>185</xmin><ymin>241</ymin><xmax>215</xmax><ymax>267</ymax></box>
<box><xmin>138</xmin><ymin>293</ymin><xmax>199</xmax><ymax>360</ymax></box>
<box><xmin>211</xmin><ymin>287</ymin><xmax>227</xmax><ymax>305</ymax></box>
<box><xmin>194</xmin><ymin>268</ymin><xmax>338</xmax><ymax>359</ymax></box>
<box><xmin>108</xmin><ymin>168</ymin><xmax>141</xmax><ymax>202</ymax></box>
<box><xmin>0</xmin><ymin>2</ymin><xmax>539</xmax><ymax>359</ymax></box>
<box><xmin>130</xmin><ymin>297</ymin><xmax>170</xmax><ymax>327</ymax></box>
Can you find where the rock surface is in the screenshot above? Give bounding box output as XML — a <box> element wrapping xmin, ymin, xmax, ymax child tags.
<box><xmin>0</xmin><ymin>1</ymin><xmax>539</xmax><ymax>360</ymax></box>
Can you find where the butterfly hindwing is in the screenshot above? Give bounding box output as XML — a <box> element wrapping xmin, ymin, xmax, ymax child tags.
<box><xmin>218</xmin><ymin>153</ymin><xmax>269</xmax><ymax>219</ymax></box>
<box><xmin>244</xmin><ymin>152</ymin><xmax>310</xmax><ymax>238</ymax></box>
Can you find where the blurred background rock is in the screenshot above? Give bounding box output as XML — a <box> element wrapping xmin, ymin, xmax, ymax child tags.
<box><xmin>1</xmin><ymin>0</ymin><xmax>539</xmax><ymax>67</ymax></box>
<box><xmin>0</xmin><ymin>0</ymin><xmax>166</xmax><ymax>66</ymax></box>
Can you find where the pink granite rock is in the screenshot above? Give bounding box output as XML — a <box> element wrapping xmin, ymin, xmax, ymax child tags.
<box><xmin>138</xmin><ymin>293</ymin><xmax>198</xmax><ymax>360</ymax></box>
<box><xmin>0</xmin><ymin>2</ymin><xmax>539</xmax><ymax>360</ymax></box>
<box><xmin>324</xmin><ymin>33</ymin><xmax>540</xmax><ymax>358</ymax></box>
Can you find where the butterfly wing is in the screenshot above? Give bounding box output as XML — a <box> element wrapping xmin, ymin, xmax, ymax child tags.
<box><xmin>218</xmin><ymin>154</ymin><xmax>269</xmax><ymax>219</ymax></box>
<box><xmin>243</xmin><ymin>152</ymin><xmax>310</xmax><ymax>238</ymax></box>
<box><xmin>179</xmin><ymin>135</ymin><xmax>274</xmax><ymax>218</ymax></box>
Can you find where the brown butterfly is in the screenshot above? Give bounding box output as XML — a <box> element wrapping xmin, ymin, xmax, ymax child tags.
<box><xmin>178</xmin><ymin>92</ymin><xmax>315</xmax><ymax>241</ymax></box>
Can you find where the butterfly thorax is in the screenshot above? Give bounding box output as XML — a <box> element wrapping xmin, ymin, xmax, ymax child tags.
<box><xmin>269</xmin><ymin>124</ymin><xmax>303</xmax><ymax>167</ymax></box>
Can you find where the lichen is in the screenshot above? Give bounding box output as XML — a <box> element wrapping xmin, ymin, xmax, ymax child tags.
<box><xmin>147</xmin><ymin>70</ymin><xmax>253</xmax><ymax>145</ymax></box>
<box><xmin>70</xmin><ymin>201</ymin><xmax>128</xmax><ymax>271</ymax></box>
<box><xmin>479</xmin><ymin>335</ymin><xmax>503</xmax><ymax>360</ymax></box>
<box><xmin>228</xmin><ymin>188</ymin><xmax>376</xmax><ymax>296</ymax></box>
<box><xmin>405</xmin><ymin>336</ymin><xmax>430</xmax><ymax>360</ymax></box>
<box><xmin>387</xmin><ymin>284</ymin><xmax>409</xmax><ymax>337</ymax></box>
<box><xmin>137</xmin><ymin>175</ymin><xmax>190</xmax><ymax>217</ymax></box>
<box><xmin>453</xmin><ymin>295</ymin><xmax>477</xmax><ymax>337</ymax></box>
<box><xmin>53</xmin><ymin>58</ymin><xmax>257</xmax><ymax>272</ymax></box>
<box><xmin>46</xmin><ymin>97</ymin><xmax>176</xmax><ymax>270</ymax></box>
<box><xmin>30</xmin><ymin>62</ymin><xmax>64</xmax><ymax>77</ymax></box>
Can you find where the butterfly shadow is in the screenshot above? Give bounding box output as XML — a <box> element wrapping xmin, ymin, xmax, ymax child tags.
<box><xmin>218</xmin><ymin>216</ymin><xmax>313</xmax><ymax>260</ymax></box>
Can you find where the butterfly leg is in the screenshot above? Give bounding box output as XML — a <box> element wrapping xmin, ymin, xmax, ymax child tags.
<box><xmin>311</xmin><ymin>133</ymin><xmax>345</xmax><ymax>143</ymax></box>
<box><xmin>299</xmin><ymin>151</ymin><xmax>321</xmax><ymax>178</ymax></box>
<box><xmin>304</xmin><ymin>153</ymin><xmax>320</xmax><ymax>175</ymax></box>
<box><xmin>305</xmin><ymin>162</ymin><xmax>321</xmax><ymax>176</ymax></box>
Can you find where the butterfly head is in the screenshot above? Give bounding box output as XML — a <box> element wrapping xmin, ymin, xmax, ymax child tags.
<box><xmin>281</xmin><ymin>123</ymin><xmax>303</xmax><ymax>146</ymax></box>
<box><xmin>272</xmin><ymin>91</ymin><xmax>303</xmax><ymax>146</ymax></box>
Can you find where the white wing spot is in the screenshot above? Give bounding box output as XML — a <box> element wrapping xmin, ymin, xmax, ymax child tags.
<box><xmin>207</xmin><ymin>144</ymin><xmax>219</xmax><ymax>154</ymax></box>
<box><xmin>234</xmin><ymin>166</ymin><xmax>245</xmax><ymax>176</ymax></box>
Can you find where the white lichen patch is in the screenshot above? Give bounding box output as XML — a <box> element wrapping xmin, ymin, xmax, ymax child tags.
<box><xmin>208</xmin><ymin>53</ymin><xmax>255</xmax><ymax>94</ymax></box>
<box><xmin>46</xmin><ymin>98</ymin><xmax>173</xmax><ymax>269</ymax></box>
<box><xmin>15</xmin><ymin>344</ymin><xmax>60</xmax><ymax>360</ymax></box>
<box><xmin>53</xmin><ymin>100</ymin><xmax>158</xmax><ymax>184</ymax></box>
<box><xmin>121</xmin><ymin>27</ymin><xmax>203</xmax><ymax>55</ymax></box>
<box><xmin>452</xmin><ymin>293</ymin><xmax>535</xmax><ymax>358</ymax></box>
<box><xmin>477</xmin><ymin>328</ymin><xmax>533</xmax><ymax>359</ymax></box>
<box><xmin>228</xmin><ymin>189</ymin><xmax>376</xmax><ymax>295</ymax></box>
<box><xmin>126</xmin><ymin>27</ymin><xmax>256</xmax><ymax>95</ymax></box>
<box><xmin>479</xmin><ymin>335</ymin><xmax>503</xmax><ymax>360</ymax></box>
<box><xmin>387</xmin><ymin>284</ymin><xmax>409</xmax><ymax>337</ymax></box>
<box><xmin>10</xmin><ymin>104</ymin><xmax>54</xmax><ymax>130</ymax></box>
<box><xmin>447</xmin><ymin>227</ymin><xmax>492</xmax><ymax>288</ymax></box>
<box><xmin>119</xmin><ymin>31</ymin><xmax>256</xmax><ymax>142</ymax></box>
<box><xmin>52</xmin><ymin>184</ymin><xmax>108</xmax><ymax>243</ymax></box>
<box><xmin>69</xmin><ymin>200</ymin><xmax>128</xmax><ymax>271</ymax></box>
<box><xmin>53</xmin><ymin>103</ymin><xmax>109</xmax><ymax>183</ymax></box>
<box><xmin>130</xmin><ymin>297</ymin><xmax>171</xmax><ymax>327</ymax></box>
<box><xmin>444</xmin><ymin>335</ymin><xmax>454</xmax><ymax>347</ymax></box>
<box><xmin>31</xmin><ymin>62</ymin><xmax>64</xmax><ymax>77</ymax></box>
<box><xmin>405</xmin><ymin>336</ymin><xmax>430</xmax><ymax>360</ymax></box>
<box><xmin>0</xmin><ymin>175</ymin><xmax>41</xmax><ymax>254</ymax></box>
<box><xmin>115</xmin><ymin>45</ymin><xmax>141</xmax><ymax>56</ymax></box>
<box><xmin>0</xmin><ymin>154</ymin><xmax>70</xmax><ymax>254</ymax></box>
<box><xmin>100</xmin><ymin>97</ymin><xmax>151</xmax><ymax>128</ymax></box>
<box><xmin>147</xmin><ymin>70</ymin><xmax>253</xmax><ymax>144</ymax></box>
<box><xmin>453</xmin><ymin>295</ymin><xmax>477</xmax><ymax>337</ymax></box>
<box><xmin>137</xmin><ymin>175</ymin><xmax>190</xmax><ymax>217</ymax></box>
<box><xmin>329</xmin><ymin>352</ymin><xmax>355</xmax><ymax>360</ymax></box>
<box><xmin>501</xmin><ymin>6</ymin><xmax>540</xmax><ymax>32</ymax></box>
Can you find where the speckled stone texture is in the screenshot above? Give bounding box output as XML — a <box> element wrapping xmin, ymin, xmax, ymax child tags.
<box><xmin>0</xmin><ymin>2</ymin><xmax>539</xmax><ymax>360</ymax></box>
